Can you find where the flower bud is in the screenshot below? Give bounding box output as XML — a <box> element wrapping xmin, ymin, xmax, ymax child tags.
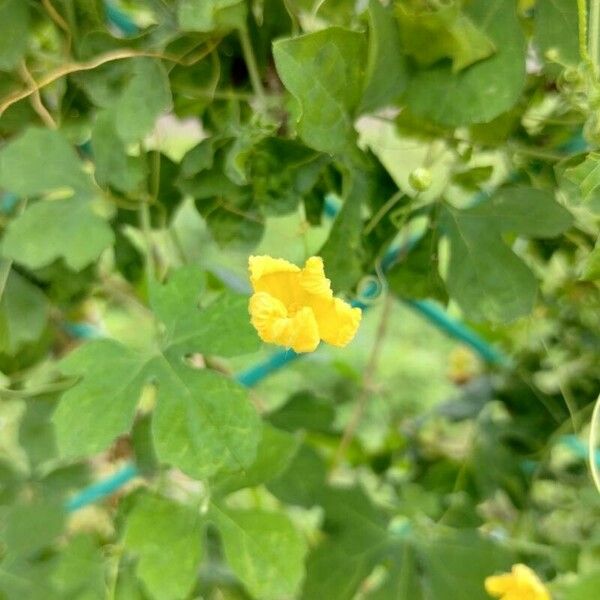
<box><xmin>409</xmin><ymin>167</ymin><xmax>432</xmax><ymax>192</ymax></box>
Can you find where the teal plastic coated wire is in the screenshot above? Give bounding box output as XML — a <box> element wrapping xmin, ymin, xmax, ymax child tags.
<box><xmin>66</xmin><ymin>463</ymin><xmax>139</xmax><ymax>512</ymax></box>
<box><xmin>104</xmin><ymin>2</ymin><xmax>139</xmax><ymax>36</ymax></box>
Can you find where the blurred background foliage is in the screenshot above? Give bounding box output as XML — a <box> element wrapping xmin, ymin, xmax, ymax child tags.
<box><xmin>0</xmin><ymin>0</ymin><xmax>599</xmax><ymax>599</ymax></box>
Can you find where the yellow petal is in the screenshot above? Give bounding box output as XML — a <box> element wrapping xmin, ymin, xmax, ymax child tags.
<box><xmin>286</xmin><ymin>306</ymin><xmax>320</xmax><ymax>353</ymax></box>
<box><xmin>248</xmin><ymin>255</ymin><xmax>300</xmax><ymax>287</ymax></box>
<box><xmin>249</xmin><ymin>292</ymin><xmax>288</xmax><ymax>343</ymax></box>
<box><xmin>249</xmin><ymin>293</ymin><xmax>319</xmax><ymax>353</ymax></box>
<box><xmin>313</xmin><ymin>298</ymin><xmax>362</xmax><ymax>348</ymax></box>
<box><xmin>485</xmin><ymin>565</ymin><xmax>551</xmax><ymax>600</ymax></box>
<box><xmin>300</xmin><ymin>256</ymin><xmax>333</xmax><ymax>299</ymax></box>
<box><xmin>485</xmin><ymin>574</ymin><xmax>514</xmax><ymax>597</ymax></box>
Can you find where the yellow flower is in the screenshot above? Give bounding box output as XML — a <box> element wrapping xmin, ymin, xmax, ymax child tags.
<box><xmin>248</xmin><ymin>255</ymin><xmax>362</xmax><ymax>353</ymax></box>
<box><xmin>485</xmin><ymin>564</ymin><xmax>551</xmax><ymax>600</ymax></box>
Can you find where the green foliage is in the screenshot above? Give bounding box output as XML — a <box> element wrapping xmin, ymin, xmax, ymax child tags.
<box><xmin>0</xmin><ymin>272</ymin><xmax>48</xmax><ymax>354</ymax></box>
<box><xmin>396</xmin><ymin>0</ymin><xmax>496</xmax><ymax>72</ymax></box>
<box><xmin>273</xmin><ymin>27</ymin><xmax>367</xmax><ymax>154</ymax></box>
<box><xmin>213</xmin><ymin>505</ymin><xmax>308</xmax><ymax>599</ymax></box>
<box><xmin>53</xmin><ymin>269</ymin><xmax>261</xmax><ymax>478</ymax></box>
<box><xmin>0</xmin><ymin>0</ymin><xmax>29</xmax><ymax>71</ymax></box>
<box><xmin>440</xmin><ymin>186</ymin><xmax>573</xmax><ymax>322</ymax></box>
<box><xmin>0</xmin><ymin>0</ymin><xmax>599</xmax><ymax>598</ymax></box>
<box><xmin>3</xmin><ymin>199</ymin><xmax>114</xmax><ymax>270</ymax></box>
<box><xmin>124</xmin><ymin>493</ymin><xmax>205</xmax><ymax>600</ymax></box>
<box><xmin>404</xmin><ymin>0</ymin><xmax>526</xmax><ymax>126</ymax></box>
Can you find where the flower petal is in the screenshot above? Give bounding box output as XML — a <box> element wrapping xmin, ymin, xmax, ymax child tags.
<box><xmin>313</xmin><ymin>297</ymin><xmax>362</xmax><ymax>348</ymax></box>
<box><xmin>300</xmin><ymin>256</ymin><xmax>333</xmax><ymax>299</ymax></box>
<box><xmin>485</xmin><ymin>574</ymin><xmax>514</xmax><ymax>597</ymax></box>
<box><xmin>286</xmin><ymin>306</ymin><xmax>320</xmax><ymax>353</ymax></box>
<box><xmin>484</xmin><ymin>565</ymin><xmax>551</xmax><ymax>600</ymax></box>
<box><xmin>249</xmin><ymin>292</ymin><xmax>319</xmax><ymax>353</ymax></box>
<box><xmin>249</xmin><ymin>292</ymin><xmax>288</xmax><ymax>343</ymax></box>
<box><xmin>248</xmin><ymin>255</ymin><xmax>300</xmax><ymax>288</ymax></box>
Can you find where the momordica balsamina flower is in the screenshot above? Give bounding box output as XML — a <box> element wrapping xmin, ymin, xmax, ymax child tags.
<box><xmin>485</xmin><ymin>564</ymin><xmax>551</xmax><ymax>600</ymax></box>
<box><xmin>248</xmin><ymin>255</ymin><xmax>362</xmax><ymax>353</ymax></box>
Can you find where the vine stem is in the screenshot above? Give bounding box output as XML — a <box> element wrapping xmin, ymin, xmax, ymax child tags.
<box><xmin>364</xmin><ymin>189</ymin><xmax>404</xmax><ymax>235</ymax></box>
<box><xmin>0</xmin><ymin>260</ymin><xmax>13</xmax><ymax>305</ymax></box>
<box><xmin>139</xmin><ymin>200</ymin><xmax>154</xmax><ymax>285</ymax></box>
<box><xmin>238</xmin><ymin>26</ymin><xmax>265</xmax><ymax>102</ymax></box>
<box><xmin>589</xmin><ymin>393</ymin><xmax>600</xmax><ymax>494</ymax></box>
<box><xmin>329</xmin><ymin>294</ymin><xmax>394</xmax><ymax>478</ymax></box>
<box><xmin>0</xmin><ymin>199</ymin><xmax>27</xmax><ymax>304</ymax></box>
<box><xmin>578</xmin><ymin>0</ymin><xmax>590</xmax><ymax>64</ymax></box>
<box><xmin>591</xmin><ymin>0</ymin><xmax>600</xmax><ymax>73</ymax></box>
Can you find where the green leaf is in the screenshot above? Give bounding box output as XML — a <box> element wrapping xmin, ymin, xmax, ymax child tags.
<box><xmin>267</xmin><ymin>444</ymin><xmax>328</xmax><ymax>508</ymax></box>
<box><xmin>162</xmin><ymin>291</ymin><xmax>259</xmax><ymax>357</ymax></box>
<box><xmin>359</xmin><ymin>0</ymin><xmax>408</xmax><ymax>114</ymax></box>
<box><xmin>124</xmin><ymin>493</ymin><xmax>204</xmax><ymax>600</ymax></box>
<box><xmin>114</xmin><ymin>59</ymin><xmax>172</xmax><ymax>144</ymax></box>
<box><xmin>319</xmin><ymin>191</ymin><xmax>363</xmax><ymax>291</ymax></box>
<box><xmin>1</xmin><ymin>500</ymin><xmax>65</xmax><ymax>557</ymax></box>
<box><xmin>0</xmin><ymin>0</ymin><xmax>29</xmax><ymax>71</ymax></box>
<box><xmin>148</xmin><ymin>265</ymin><xmax>206</xmax><ymax>333</ymax></box>
<box><xmin>178</xmin><ymin>0</ymin><xmax>247</xmax><ymax>32</ymax></box>
<box><xmin>302</xmin><ymin>533</ymin><xmax>383</xmax><ymax>600</ymax></box>
<box><xmin>469</xmin><ymin>186</ymin><xmax>573</xmax><ymax>237</ymax></box>
<box><xmin>151</xmin><ymin>267</ymin><xmax>259</xmax><ymax>356</ymax></box>
<box><xmin>439</xmin><ymin>184</ymin><xmax>574</xmax><ymax>307</ymax></box>
<box><xmin>183</xmin><ymin>162</ymin><xmax>265</xmax><ymax>250</ymax></box>
<box><xmin>249</xmin><ymin>138</ymin><xmax>326</xmax><ymax>217</ymax></box>
<box><xmin>396</xmin><ymin>0</ymin><xmax>496</xmax><ymax>72</ymax></box>
<box><xmin>364</xmin><ymin>544</ymin><xmax>424</xmax><ymax>600</ymax></box>
<box><xmin>2</xmin><ymin>199</ymin><xmax>114</xmax><ymax>271</ymax></box>
<box><xmin>560</xmin><ymin>571</ymin><xmax>600</xmax><ymax>600</ymax></box>
<box><xmin>387</xmin><ymin>230</ymin><xmax>447</xmax><ymax>301</ymax></box>
<box><xmin>404</xmin><ymin>0</ymin><xmax>526</xmax><ymax>126</ymax></box>
<box><xmin>440</xmin><ymin>186</ymin><xmax>573</xmax><ymax>321</ymax></box>
<box><xmin>152</xmin><ymin>359</ymin><xmax>261</xmax><ymax>479</ymax></box>
<box><xmin>54</xmin><ymin>341</ymin><xmax>260</xmax><ymax>478</ymax></box>
<box><xmin>582</xmin><ymin>240</ymin><xmax>600</xmax><ymax>281</ymax></box>
<box><xmin>301</xmin><ymin>487</ymin><xmax>391</xmax><ymax>599</ymax></box>
<box><xmin>440</xmin><ymin>204</ymin><xmax>537</xmax><ymax>322</ymax></box>
<box><xmin>91</xmin><ymin>109</ymin><xmax>147</xmax><ymax>193</ymax></box>
<box><xmin>213</xmin><ymin>506</ymin><xmax>308</xmax><ymax>600</ymax></box>
<box><xmin>413</xmin><ymin>528</ymin><xmax>514</xmax><ymax>600</ymax></box>
<box><xmin>52</xmin><ymin>339</ymin><xmax>149</xmax><ymax>459</ymax></box>
<box><xmin>269</xmin><ymin>390</ymin><xmax>335</xmax><ymax>434</ymax></box>
<box><xmin>18</xmin><ymin>397</ymin><xmax>57</xmax><ymax>469</ymax></box>
<box><xmin>0</xmin><ymin>128</ymin><xmax>95</xmax><ymax>198</ymax></box>
<box><xmin>273</xmin><ymin>28</ymin><xmax>367</xmax><ymax>154</ymax></box>
<box><xmin>213</xmin><ymin>424</ymin><xmax>300</xmax><ymax>495</ymax></box>
<box><xmin>0</xmin><ymin>271</ymin><xmax>48</xmax><ymax>355</ymax></box>
<box><xmin>51</xmin><ymin>535</ymin><xmax>105</xmax><ymax>600</ymax></box>
<box><xmin>563</xmin><ymin>152</ymin><xmax>600</xmax><ymax>200</ymax></box>
<box><xmin>534</xmin><ymin>0</ymin><xmax>579</xmax><ymax>69</ymax></box>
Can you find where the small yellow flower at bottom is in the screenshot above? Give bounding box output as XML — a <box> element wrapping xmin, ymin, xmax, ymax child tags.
<box><xmin>485</xmin><ymin>564</ymin><xmax>551</xmax><ymax>600</ymax></box>
<box><xmin>248</xmin><ymin>255</ymin><xmax>362</xmax><ymax>353</ymax></box>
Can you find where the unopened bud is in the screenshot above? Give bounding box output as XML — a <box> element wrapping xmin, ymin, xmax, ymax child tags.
<box><xmin>544</xmin><ymin>48</ymin><xmax>560</xmax><ymax>63</ymax></box>
<box><xmin>409</xmin><ymin>167</ymin><xmax>432</xmax><ymax>192</ymax></box>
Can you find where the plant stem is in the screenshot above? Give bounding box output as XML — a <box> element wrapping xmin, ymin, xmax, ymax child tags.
<box><xmin>238</xmin><ymin>26</ymin><xmax>265</xmax><ymax>101</ymax></box>
<box><xmin>0</xmin><ymin>199</ymin><xmax>27</xmax><ymax>304</ymax></box>
<box><xmin>364</xmin><ymin>189</ymin><xmax>405</xmax><ymax>235</ymax></box>
<box><xmin>591</xmin><ymin>0</ymin><xmax>600</xmax><ymax>73</ymax></box>
<box><xmin>0</xmin><ymin>259</ymin><xmax>13</xmax><ymax>305</ymax></box>
<box><xmin>589</xmin><ymin>393</ymin><xmax>600</xmax><ymax>494</ymax></box>
<box><xmin>139</xmin><ymin>200</ymin><xmax>154</xmax><ymax>285</ymax></box>
<box><xmin>329</xmin><ymin>294</ymin><xmax>394</xmax><ymax>478</ymax></box>
<box><xmin>508</xmin><ymin>142</ymin><xmax>564</xmax><ymax>161</ymax></box>
<box><xmin>578</xmin><ymin>0</ymin><xmax>590</xmax><ymax>64</ymax></box>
